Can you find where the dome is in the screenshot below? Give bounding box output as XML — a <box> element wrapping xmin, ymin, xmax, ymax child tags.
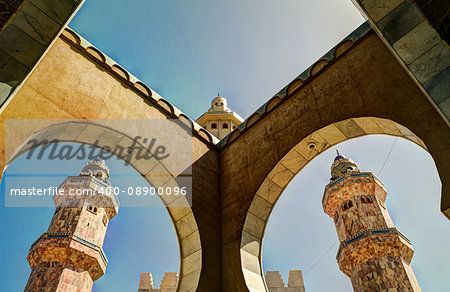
<box><xmin>80</xmin><ymin>158</ymin><xmax>110</xmax><ymax>180</ymax></box>
<box><xmin>334</xmin><ymin>154</ymin><xmax>345</xmax><ymax>161</ymax></box>
<box><xmin>210</xmin><ymin>92</ymin><xmax>230</xmax><ymax>112</ymax></box>
<box><xmin>330</xmin><ymin>151</ymin><xmax>359</xmax><ymax>179</ymax></box>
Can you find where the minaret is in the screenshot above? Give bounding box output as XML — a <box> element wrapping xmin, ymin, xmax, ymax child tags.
<box><xmin>25</xmin><ymin>158</ymin><xmax>119</xmax><ymax>292</ymax></box>
<box><xmin>322</xmin><ymin>151</ymin><xmax>421</xmax><ymax>291</ymax></box>
<box><xmin>196</xmin><ymin>92</ymin><xmax>244</xmax><ymax>139</ymax></box>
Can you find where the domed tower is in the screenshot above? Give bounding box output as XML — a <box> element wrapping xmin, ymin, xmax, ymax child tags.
<box><xmin>196</xmin><ymin>92</ymin><xmax>244</xmax><ymax>139</ymax></box>
<box><xmin>25</xmin><ymin>159</ymin><xmax>119</xmax><ymax>292</ymax></box>
<box><xmin>322</xmin><ymin>151</ymin><xmax>421</xmax><ymax>291</ymax></box>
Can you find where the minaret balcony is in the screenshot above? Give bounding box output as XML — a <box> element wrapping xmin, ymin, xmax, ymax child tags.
<box><xmin>335</xmin><ymin>227</ymin><xmax>414</xmax><ymax>276</ymax></box>
<box><xmin>27</xmin><ymin>232</ymin><xmax>108</xmax><ymax>281</ymax></box>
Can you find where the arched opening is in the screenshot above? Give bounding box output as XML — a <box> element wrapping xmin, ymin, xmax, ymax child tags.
<box><xmin>1</xmin><ymin>121</ymin><xmax>202</xmax><ymax>292</ymax></box>
<box><xmin>239</xmin><ymin>116</ymin><xmax>446</xmax><ymax>291</ymax></box>
<box><xmin>262</xmin><ymin>135</ymin><xmax>448</xmax><ymax>291</ymax></box>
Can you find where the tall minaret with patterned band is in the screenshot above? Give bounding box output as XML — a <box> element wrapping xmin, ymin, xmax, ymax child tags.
<box><xmin>322</xmin><ymin>151</ymin><xmax>421</xmax><ymax>291</ymax></box>
<box><xmin>25</xmin><ymin>158</ymin><xmax>119</xmax><ymax>292</ymax></box>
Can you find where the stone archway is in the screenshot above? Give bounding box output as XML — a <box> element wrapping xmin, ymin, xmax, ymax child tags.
<box><xmin>239</xmin><ymin>117</ymin><xmax>427</xmax><ymax>292</ymax></box>
<box><xmin>219</xmin><ymin>26</ymin><xmax>449</xmax><ymax>291</ymax></box>
<box><xmin>2</xmin><ymin>120</ymin><xmax>202</xmax><ymax>292</ymax></box>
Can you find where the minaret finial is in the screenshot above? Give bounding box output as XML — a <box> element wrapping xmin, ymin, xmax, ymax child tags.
<box><xmin>218</xmin><ymin>91</ymin><xmax>220</xmax><ymax>97</ymax></box>
<box><xmin>336</xmin><ymin>149</ymin><xmax>340</xmax><ymax>155</ymax></box>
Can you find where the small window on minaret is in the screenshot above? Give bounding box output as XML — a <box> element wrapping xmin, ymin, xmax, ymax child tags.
<box><xmin>222</xmin><ymin>123</ymin><xmax>228</xmax><ymax>129</ymax></box>
<box><xmin>87</xmin><ymin>205</ymin><xmax>97</xmax><ymax>215</ymax></box>
<box><xmin>102</xmin><ymin>214</ymin><xmax>108</xmax><ymax>226</ymax></box>
<box><xmin>211</xmin><ymin>123</ymin><xmax>217</xmax><ymax>129</ymax></box>
<box><xmin>342</xmin><ymin>200</ymin><xmax>353</xmax><ymax>211</ymax></box>
<box><xmin>361</xmin><ymin>195</ymin><xmax>373</xmax><ymax>204</ymax></box>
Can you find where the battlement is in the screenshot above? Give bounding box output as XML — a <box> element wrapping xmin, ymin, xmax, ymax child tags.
<box><xmin>265</xmin><ymin>270</ymin><xmax>305</xmax><ymax>292</ymax></box>
<box><xmin>138</xmin><ymin>272</ymin><xmax>178</xmax><ymax>292</ymax></box>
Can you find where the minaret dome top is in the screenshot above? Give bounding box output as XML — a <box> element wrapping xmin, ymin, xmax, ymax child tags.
<box><xmin>330</xmin><ymin>150</ymin><xmax>359</xmax><ymax>180</ymax></box>
<box><xmin>210</xmin><ymin>92</ymin><xmax>230</xmax><ymax>112</ymax></box>
<box><xmin>80</xmin><ymin>158</ymin><xmax>110</xmax><ymax>181</ymax></box>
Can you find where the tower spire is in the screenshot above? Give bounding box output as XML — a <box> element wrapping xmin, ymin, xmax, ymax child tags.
<box><xmin>322</xmin><ymin>154</ymin><xmax>421</xmax><ymax>291</ymax></box>
<box><xmin>25</xmin><ymin>159</ymin><xmax>119</xmax><ymax>291</ymax></box>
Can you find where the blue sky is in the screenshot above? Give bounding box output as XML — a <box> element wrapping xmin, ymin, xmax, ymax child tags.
<box><xmin>0</xmin><ymin>146</ymin><xmax>179</xmax><ymax>291</ymax></box>
<box><xmin>1</xmin><ymin>0</ymin><xmax>449</xmax><ymax>291</ymax></box>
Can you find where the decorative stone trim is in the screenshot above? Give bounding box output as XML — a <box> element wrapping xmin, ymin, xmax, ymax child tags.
<box><xmin>59</xmin><ymin>28</ymin><xmax>219</xmax><ymax>147</ymax></box>
<box><xmin>30</xmin><ymin>231</ymin><xmax>109</xmax><ymax>266</ymax></box>
<box><xmin>218</xmin><ymin>22</ymin><xmax>373</xmax><ymax>149</ymax></box>
<box><xmin>336</xmin><ymin>227</ymin><xmax>411</xmax><ymax>260</ymax></box>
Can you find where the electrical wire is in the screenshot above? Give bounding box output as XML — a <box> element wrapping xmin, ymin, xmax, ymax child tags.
<box><xmin>304</xmin><ymin>239</ymin><xmax>338</xmax><ymax>275</ymax></box>
<box><xmin>378</xmin><ymin>137</ymin><xmax>398</xmax><ymax>176</ymax></box>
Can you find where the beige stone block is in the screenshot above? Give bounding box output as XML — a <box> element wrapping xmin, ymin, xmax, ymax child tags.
<box><xmin>360</xmin><ymin>0</ymin><xmax>403</xmax><ymax>22</ymax></box>
<box><xmin>243</xmin><ymin>212</ymin><xmax>265</xmax><ymax>238</ymax></box>
<box><xmin>248</xmin><ymin>195</ymin><xmax>273</xmax><ymax>221</ymax></box>
<box><xmin>178</xmin><ymin>268</ymin><xmax>200</xmax><ymax>291</ymax></box>
<box><xmin>241</xmin><ymin>249</ymin><xmax>261</xmax><ymax>275</ymax></box>
<box><xmin>393</xmin><ymin>21</ymin><xmax>441</xmax><ymax>64</ymax></box>
<box><xmin>167</xmin><ymin>203</ymin><xmax>191</xmax><ymax>221</ymax></box>
<box><xmin>57</xmin><ymin>122</ymin><xmax>89</xmax><ymax>141</ymax></box>
<box><xmin>352</xmin><ymin>117</ymin><xmax>383</xmax><ymax>134</ymax></box>
<box><xmin>38</xmin><ymin>122</ymin><xmax>70</xmax><ymax>142</ymax></box>
<box><xmin>74</xmin><ymin>124</ymin><xmax>106</xmax><ymax>145</ymax></box>
<box><xmin>131</xmin><ymin>156</ymin><xmax>160</xmax><ymax>178</ymax></box>
<box><xmin>159</xmin><ymin>178</ymin><xmax>187</xmax><ymax>206</ymax></box>
<box><xmin>241</xmin><ymin>230</ymin><xmax>261</xmax><ymax>257</ymax></box>
<box><xmin>180</xmin><ymin>230</ymin><xmax>201</xmax><ymax>258</ymax></box>
<box><xmin>372</xmin><ymin>118</ymin><xmax>402</xmax><ymax>136</ymax></box>
<box><xmin>243</xmin><ymin>269</ymin><xmax>266</xmax><ymax>292</ymax></box>
<box><xmin>335</xmin><ymin>119</ymin><xmax>365</xmax><ymax>138</ymax></box>
<box><xmin>267</xmin><ymin>163</ymin><xmax>294</xmax><ymax>188</ymax></box>
<box><xmin>256</xmin><ymin>178</ymin><xmax>282</xmax><ymax>204</ymax></box>
<box><xmin>181</xmin><ymin>249</ymin><xmax>201</xmax><ymax>276</ymax></box>
<box><xmin>318</xmin><ymin>123</ymin><xmax>348</xmax><ymax>145</ymax></box>
<box><xmin>144</xmin><ymin>164</ymin><xmax>172</xmax><ymax>188</ymax></box>
<box><xmin>95</xmin><ymin>128</ymin><xmax>127</xmax><ymax>150</ymax></box>
<box><xmin>279</xmin><ymin>149</ymin><xmax>307</xmax><ymax>174</ymax></box>
<box><xmin>174</xmin><ymin>211</ymin><xmax>198</xmax><ymax>239</ymax></box>
<box><xmin>294</xmin><ymin>132</ymin><xmax>327</xmax><ymax>160</ymax></box>
<box><xmin>393</xmin><ymin>122</ymin><xmax>425</xmax><ymax>148</ymax></box>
